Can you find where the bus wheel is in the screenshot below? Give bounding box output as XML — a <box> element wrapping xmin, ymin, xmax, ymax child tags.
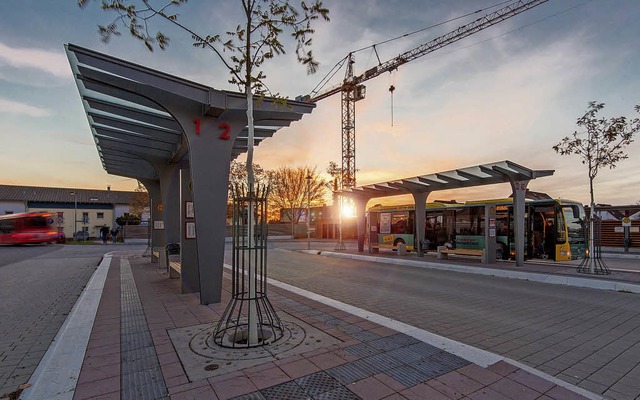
<box><xmin>393</xmin><ymin>238</ymin><xmax>406</xmax><ymax>247</ymax></box>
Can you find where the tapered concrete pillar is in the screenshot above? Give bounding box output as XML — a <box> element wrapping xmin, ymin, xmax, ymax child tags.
<box><xmin>483</xmin><ymin>205</ymin><xmax>497</xmax><ymax>264</ymax></box>
<box><xmin>157</xmin><ymin>163</ymin><xmax>182</xmax><ymax>248</ymax></box>
<box><xmin>180</xmin><ymin>168</ymin><xmax>199</xmax><ymax>294</ymax></box>
<box><xmin>510</xmin><ymin>180</ymin><xmax>529</xmax><ymax>266</ymax></box>
<box><xmin>353</xmin><ymin>196</ymin><xmax>371</xmax><ymax>252</ymax></box>
<box><xmin>411</xmin><ymin>191</ymin><xmax>430</xmax><ymax>257</ymax></box>
<box><xmin>140</xmin><ymin>179</ymin><xmax>164</xmax><ymax>263</ymax></box>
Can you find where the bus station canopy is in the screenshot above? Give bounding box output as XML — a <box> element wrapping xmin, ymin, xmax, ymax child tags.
<box><xmin>65</xmin><ymin>43</ymin><xmax>316</xmax><ymax>305</ymax></box>
<box><xmin>337</xmin><ymin>160</ymin><xmax>554</xmax><ymax>198</ymax></box>
<box><xmin>65</xmin><ymin>43</ymin><xmax>314</xmax><ymax>182</ymax></box>
<box><xmin>337</xmin><ymin>160</ymin><xmax>555</xmax><ymax>266</ymax></box>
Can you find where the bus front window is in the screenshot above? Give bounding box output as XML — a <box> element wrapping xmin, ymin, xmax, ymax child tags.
<box><xmin>556</xmin><ymin>210</ymin><xmax>566</xmax><ymax>244</ymax></box>
<box><xmin>563</xmin><ymin>206</ymin><xmax>586</xmax><ymax>245</ymax></box>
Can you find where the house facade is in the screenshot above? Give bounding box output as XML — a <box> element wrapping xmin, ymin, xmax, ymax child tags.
<box><xmin>0</xmin><ymin>184</ymin><xmax>139</xmax><ymax>239</ymax></box>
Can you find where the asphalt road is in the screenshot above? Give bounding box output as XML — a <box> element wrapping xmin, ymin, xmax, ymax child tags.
<box><xmin>254</xmin><ymin>241</ymin><xmax>640</xmax><ymax>399</ymax></box>
<box><xmin>0</xmin><ymin>244</ymin><xmax>109</xmax><ymax>397</ymax></box>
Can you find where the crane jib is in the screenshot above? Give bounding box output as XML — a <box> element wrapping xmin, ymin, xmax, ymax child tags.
<box><xmin>308</xmin><ymin>0</ymin><xmax>548</xmax><ymax>102</ymax></box>
<box><xmin>305</xmin><ymin>0</ymin><xmax>550</xmax><ymax>191</ymax></box>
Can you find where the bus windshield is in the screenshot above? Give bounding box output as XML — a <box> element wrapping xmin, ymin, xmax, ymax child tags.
<box><xmin>563</xmin><ymin>205</ymin><xmax>586</xmax><ymax>245</ymax></box>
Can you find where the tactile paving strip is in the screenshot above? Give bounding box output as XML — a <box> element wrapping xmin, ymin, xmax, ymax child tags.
<box><xmin>259</xmin><ymin>380</ymin><xmax>309</xmax><ymax>400</ymax></box>
<box><xmin>313</xmin><ymin>386</ymin><xmax>360</xmax><ymax>400</ymax></box>
<box><xmin>230</xmin><ymin>294</ymin><xmax>474</xmax><ymax>399</ymax></box>
<box><xmin>120</xmin><ymin>258</ymin><xmax>168</xmax><ymax>400</ymax></box>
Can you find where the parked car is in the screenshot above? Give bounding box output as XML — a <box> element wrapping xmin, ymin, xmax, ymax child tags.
<box><xmin>74</xmin><ymin>231</ymin><xmax>89</xmax><ymax>241</ymax></box>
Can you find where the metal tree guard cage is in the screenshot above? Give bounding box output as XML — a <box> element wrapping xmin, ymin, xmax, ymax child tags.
<box><xmin>577</xmin><ymin>215</ymin><xmax>610</xmax><ymax>275</ymax></box>
<box><xmin>212</xmin><ymin>184</ymin><xmax>284</xmax><ymax>348</ymax></box>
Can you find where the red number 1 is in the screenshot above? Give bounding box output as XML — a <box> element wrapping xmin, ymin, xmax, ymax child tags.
<box><xmin>193</xmin><ymin>118</ymin><xmax>201</xmax><ymax>135</ymax></box>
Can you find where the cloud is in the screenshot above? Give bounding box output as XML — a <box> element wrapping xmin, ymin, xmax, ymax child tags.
<box><xmin>0</xmin><ymin>42</ymin><xmax>70</xmax><ymax>78</ymax></box>
<box><xmin>0</xmin><ymin>97</ymin><xmax>52</xmax><ymax>117</ymax></box>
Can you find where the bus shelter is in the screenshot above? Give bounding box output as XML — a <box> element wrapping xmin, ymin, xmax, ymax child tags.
<box><xmin>337</xmin><ymin>161</ymin><xmax>553</xmax><ymax>266</ymax></box>
<box><xmin>65</xmin><ymin>44</ymin><xmax>315</xmax><ymax>304</ymax></box>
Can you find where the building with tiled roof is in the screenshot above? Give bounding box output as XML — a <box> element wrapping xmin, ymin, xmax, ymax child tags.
<box><xmin>0</xmin><ymin>184</ymin><xmax>140</xmax><ymax>239</ymax></box>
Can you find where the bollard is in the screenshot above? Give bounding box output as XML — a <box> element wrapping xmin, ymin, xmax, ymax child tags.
<box><xmin>397</xmin><ymin>243</ymin><xmax>407</xmax><ymax>256</ymax></box>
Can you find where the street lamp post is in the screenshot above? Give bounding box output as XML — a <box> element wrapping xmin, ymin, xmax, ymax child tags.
<box><xmin>306</xmin><ymin>174</ymin><xmax>312</xmax><ymax>251</ymax></box>
<box><xmin>70</xmin><ymin>191</ymin><xmax>77</xmax><ymax>240</ymax></box>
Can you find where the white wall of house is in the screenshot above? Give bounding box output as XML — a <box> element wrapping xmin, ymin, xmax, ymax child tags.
<box><xmin>29</xmin><ymin>206</ymin><xmax>115</xmax><ymax>239</ymax></box>
<box><xmin>0</xmin><ymin>201</ymin><xmax>26</xmax><ymax>215</ymax></box>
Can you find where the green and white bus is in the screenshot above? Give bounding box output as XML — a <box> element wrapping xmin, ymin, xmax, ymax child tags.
<box><xmin>366</xmin><ymin>198</ymin><xmax>586</xmax><ymax>261</ymax></box>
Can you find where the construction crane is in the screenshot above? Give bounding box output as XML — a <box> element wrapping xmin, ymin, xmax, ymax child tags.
<box><xmin>299</xmin><ymin>0</ymin><xmax>549</xmax><ymax>190</ymax></box>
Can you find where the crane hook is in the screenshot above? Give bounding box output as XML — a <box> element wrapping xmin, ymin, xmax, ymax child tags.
<box><xmin>389</xmin><ymin>85</ymin><xmax>396</xmax><ymax>126</ymax></box>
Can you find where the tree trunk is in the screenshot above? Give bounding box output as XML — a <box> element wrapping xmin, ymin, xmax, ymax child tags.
<box><xmin>588</xmin><ymin>172</ymin><xmax>595</xmax><ymax>273</ymax></box>
<box><xmin>246</xmin><ymin>84</ymin><xmax>258</xmax><ymax>345</ymax></box>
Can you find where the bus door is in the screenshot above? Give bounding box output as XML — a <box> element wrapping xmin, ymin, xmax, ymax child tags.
<box><xmin>529</xmin><ymin>205</ymin><xmax>556</xmax><ymax>259</ymax></box>
<box><xmin>425</xmin><ymin>211</ymin><xmax>445</xmax><ymax>249</ymax></box>
<box><xmin>507</xmin><ymin>206</ymin><xmax>530</xmax><ymax>260</ymax></box>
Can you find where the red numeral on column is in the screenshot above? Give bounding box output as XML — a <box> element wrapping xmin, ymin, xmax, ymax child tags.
<box><xmin>219</xmin><ymin>123</ymin><xmax>231</xmax><ymax>140</ymax></box>
<box><xmin>193</xmin><ymin>118</ymin><xmax>201</xmax><ymax>135</ymax></box>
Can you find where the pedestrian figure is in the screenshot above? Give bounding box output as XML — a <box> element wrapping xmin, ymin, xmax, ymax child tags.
<box><xmin>100</xmin><ymin>225</ymin><xmax>109</xmax><ymax>244</ymax></box>
<box><xmin>110</xmin><ymin>226</ymin><xmax>119</xmax><ymax>244</ymax></box>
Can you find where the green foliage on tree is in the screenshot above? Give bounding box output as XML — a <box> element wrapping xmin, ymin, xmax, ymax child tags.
<box><xmin>553</xmin><ymin>101</ymin><xmax>640</xmax><ymax>210</ymax></box>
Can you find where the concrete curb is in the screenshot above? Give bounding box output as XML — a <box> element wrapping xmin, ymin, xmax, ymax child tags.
<box><xmin>302</xmin><ymin>250</ymin><xmax>640</xmax><ymax>294</ymax></box>
<box><xmin>20</xmin><ymin>254</ymin><xmax>113</xmax><ymax>400</ymax></box>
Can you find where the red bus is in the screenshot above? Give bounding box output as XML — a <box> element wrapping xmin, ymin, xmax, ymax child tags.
<box><xmin>0</xmin><ymin>212</ymin><xmax>59</xmax><ymax>245</ymax></box>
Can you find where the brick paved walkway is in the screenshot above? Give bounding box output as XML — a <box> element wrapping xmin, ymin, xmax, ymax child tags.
<box><xmin>69</xmin><ymin>253</ymin><xmax>595</xmax><ymax>400</ymax></box>
<box><xmin>0</xmin><ymin>252</ymin><xmax>97</xmax><ymax>397</ymax></box>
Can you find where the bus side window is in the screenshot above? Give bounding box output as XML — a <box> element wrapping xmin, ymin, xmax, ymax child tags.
<box><xmin>0</xmin><ymin>220</ymin><xmax>14</xmax><ymax>234</ymax></box>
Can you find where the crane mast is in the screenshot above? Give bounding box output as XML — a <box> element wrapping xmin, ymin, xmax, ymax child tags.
<box><xmin>308</xmin><ymin>0</ymin><xmax>548</xmax><ymax>190</ymax></box>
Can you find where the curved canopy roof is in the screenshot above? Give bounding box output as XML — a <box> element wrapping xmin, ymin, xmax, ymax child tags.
<box><xmin>338</xmin><ymin>160</ymin><xmax>554</xmax><ymax>198</ymax></box>
<box><xmin>65</xmin><ymin>44</ymin><xmax>315</xmax><ymax>181</ymax></box>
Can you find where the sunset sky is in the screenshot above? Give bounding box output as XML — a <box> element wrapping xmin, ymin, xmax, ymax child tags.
<box><xmin>1</xmin><ymin>0</ymin><xmax>639</xmax><ymax>207</ymax></box>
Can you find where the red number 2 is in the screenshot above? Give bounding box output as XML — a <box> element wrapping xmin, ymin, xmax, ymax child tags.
<box><xmin>219</xmin><ymin>123</ymin><xmax>231</xmax><ymax>140</ymax></box>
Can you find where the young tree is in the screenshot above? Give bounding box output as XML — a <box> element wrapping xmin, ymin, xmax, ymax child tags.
<box><xmin>80</xmin><ymin>0</ymin><xmax>329</xmax><ymax>192</ymax></box>
<box><xmin>228</xmin><ymin>161</ymin><xmax>270</xmax><ymax>193</ymax></box>
<box><xmin>270</xmin><ymin>166</ymin><xmax>326</xmax><ymax>236</ymax></box>
<box><xmin>81</xmin><ymin>0</ymin><xmax>329</xmax><ymax>346</ymax></box>
<box><xmin>326</xmin><ymin>161</ymin><xmax>342</xmax><ymax>190</ymax></box>
<box><xmin>553</xmin><ymin>101</ymin><xmax>640</xmax><ymax>272</ymax></box>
